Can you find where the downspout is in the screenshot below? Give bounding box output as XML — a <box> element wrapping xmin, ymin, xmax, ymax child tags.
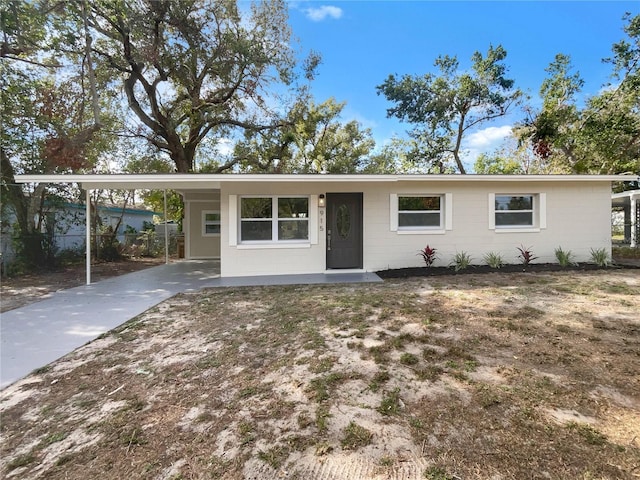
<box><xmin>86</xmin><ymin>188</ymin><xmax>91</xmax><ymax>285</ymax></box>
<box><xmin>164</xmin><ymin>189</ymin><xmax>169</xmax><ymax>264</ymax></box>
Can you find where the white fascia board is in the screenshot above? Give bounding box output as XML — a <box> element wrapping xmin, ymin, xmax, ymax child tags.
<box><xmin>14</xmin><ymin>174</ymin><xmax>222</xmax><ymax>190</ymax></box>
<box><xmin>395</xmin><ymin>174</ymin><xmax>636</xmax><ymax>182</ymax></box>
<box><xmin>612</xmin><ymin>189</ymin><xmax>640</xmax><ymax>207</ymax></box>
<box><xmin>14</xmin><ymin>173</ymin><xmax>636</xmax><ymax>189</ymax></box>
<box><xmin>612</xmin><ymin>189</ymin><xmax>640</xmax><ymax>199</ymax></box>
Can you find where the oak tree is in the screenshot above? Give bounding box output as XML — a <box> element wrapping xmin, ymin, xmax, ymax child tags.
<box><xmin>518</xmin><ymin>14</ymin><xmax>640</xmax><ymax>176</ymax></box>
<box><xmin>82</xmin><ymin>0</ymin><xmax>318</xmax><ymax>173</ymax></box>
<box><xmin>233</xmin><ymin>98</ymin><xmax>375</xmax><ymax>174</ymax></box>
<box><xmin>377</xmin><ymin>45</ymin><xmax>523</xmax><ymax>174</ymax></box>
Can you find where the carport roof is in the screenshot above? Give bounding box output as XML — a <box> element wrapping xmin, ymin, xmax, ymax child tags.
<box><xmin>14</xmin><ymin>173</ymin><xmax>637</xmax><ymax>190</ymax></box>
<box><xmin>612</xmin><ymin>189</ymin><xmax>640</xmax><ymax>207</ymax></box>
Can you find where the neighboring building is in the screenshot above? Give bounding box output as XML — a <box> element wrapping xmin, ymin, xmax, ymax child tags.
<box><xmin>0</xmin><ymin>202</ymin><xmax>159</xmax><ymax>267</ymax></box>
<box><xmin>49</xmin><ymin>202</ymin><xmax>161</xmax><ymax>251</ymax></box>
<box><xmin>14</xmin><ymin>174</ymin><xmax>636</xmax><ymax>278</ymax></box>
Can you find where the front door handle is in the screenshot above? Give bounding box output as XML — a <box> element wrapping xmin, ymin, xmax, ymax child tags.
<box><xmin>327</xmin><ymin>229</ymin><xmax>332</xmax><ymax>251</ymax></box>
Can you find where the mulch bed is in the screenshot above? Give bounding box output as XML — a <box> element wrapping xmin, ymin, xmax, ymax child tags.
<box><xmin>376</xmin><ymin>262</ymin><xmax>637</xmax><ymax>279</ymax></box>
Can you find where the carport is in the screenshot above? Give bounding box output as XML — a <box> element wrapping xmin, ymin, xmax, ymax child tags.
<box><xmin>612</xmin><ymin>189</ymin><xmax>640</xmax><ymax>247</ymax></box>
<box><xmin>15</xmin><ymin>174</ymin><xmax>224</xmax><ymax>284</ymax></box>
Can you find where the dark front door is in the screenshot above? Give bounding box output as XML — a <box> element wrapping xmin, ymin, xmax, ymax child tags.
<box><xmin>326</xmin><ymin>193</ymin><xmax>363</xmax><ymax>269</ymax></box>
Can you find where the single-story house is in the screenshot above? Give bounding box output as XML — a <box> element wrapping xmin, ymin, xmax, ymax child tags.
<box><xmin>15</xmin><ymin>174</ymin><xmax>637</xmax><ymax>281</ymax></box>
<box><xmin>612</xmin><ymin>189</ymin><xmax>640</xmax><ymax>247</ymax></box>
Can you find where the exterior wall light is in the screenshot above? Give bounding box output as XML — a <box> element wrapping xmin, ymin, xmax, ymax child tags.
<box><xmin>318</xmin><ymin>194</ymin><xmax>325</xmax><ymax>207</ymax></box>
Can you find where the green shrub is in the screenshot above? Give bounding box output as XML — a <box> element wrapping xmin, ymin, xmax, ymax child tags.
<box><xmin>451</xmin><ymin>251</ymin><xmax>472</xmax><ymax>271</ymax></box>
<box><xmin>554</xmin><ymin>247</ymin><xmax>575</xmax><ymax>267</ymax></box>
<box><xmin>590</xmin><ymin>248</ymin><xmax>610</xmax><ymax>267</ymax></box>
<box><xmin>483</xmin><ymin>251</ymin><xmax>504</xmax><ymax>268</ymax></box>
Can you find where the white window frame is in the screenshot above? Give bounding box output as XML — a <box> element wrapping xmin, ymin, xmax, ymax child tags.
<box><xmin>202</xmin><ymin>210</ymin><xmax>221</xmax><ymax>237</ymax></box>
<box><xmin>238</xmin><ymin>195</ymin><xmax>310</xmax><ymax>244</ymax></box>
<box><xmin>489</xmin><ymin>193</ymin><xmax>547</xmax><ymax>233</ymax></box>
<box><xmin>390</xmin><ymin>193</ymin><xmax>452</xmax><ymax>234</ymax></box>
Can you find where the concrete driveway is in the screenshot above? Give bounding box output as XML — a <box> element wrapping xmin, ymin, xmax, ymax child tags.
<box><xmin>0</xmin><ymin>261</ymin><xmax>380</xmax><ymax>388</ymax></box>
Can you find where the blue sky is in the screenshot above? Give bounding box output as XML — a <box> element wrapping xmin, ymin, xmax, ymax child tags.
<box><xmin>285</xmin><ymin>1</ymin><xmax>639</xmax><ymax>167</ymax></box>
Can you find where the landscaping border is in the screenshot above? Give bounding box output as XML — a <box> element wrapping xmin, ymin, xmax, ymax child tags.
<box><xmin>376</xmin><ymin>262</ymin><xmax>639</xmax><ymax>279</ymax></box>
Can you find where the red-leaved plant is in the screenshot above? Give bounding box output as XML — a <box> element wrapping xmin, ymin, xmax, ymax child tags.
<box><xmin>516</xmin><ymin>245</ymin><xmax>538</xmax><ymax>266</ymax></box>
<box><xmin>418</xmin><ymin>245</ymin><xmax>438</xmax><ymax>267</ymax></box>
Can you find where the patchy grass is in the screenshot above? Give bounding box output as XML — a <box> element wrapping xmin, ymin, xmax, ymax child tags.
<box><xmin>341</xmin><ymin>422</ymin><xmax>374</xmax><ymax>450</ymax></box>
<box><xmin>1</xmin><ymin>270</ymin><xmax>639</xmax><ymax>479</ymax></box>
<box><xmin>378</xmin><ymin>388</ymin><xmax>403</xmax><ymax>416</ymax></box>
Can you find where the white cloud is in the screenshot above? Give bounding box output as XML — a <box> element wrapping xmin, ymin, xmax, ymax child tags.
<box><xmin>461</xmin><ymin>125</ymin><xmax>513</xmax><ymax>171</ymax></box>
<box><xmin>466</xmin><ymin>125</ymin><xmax>513</xmax><ymax>149</ymax></box>
<box><xmin>342</xmin><ymin>107</ymin><xmax>378</xmax><ymax>130</ymax></box>
<box><xmin>214</xmin><ymin>138</ymin><xmax>234</xmax><ymax>156</ymax></box>
<box><xmin>305</xmin><ymin>5</ymin><xmax>343</xmax><ymax>21</ymax></box>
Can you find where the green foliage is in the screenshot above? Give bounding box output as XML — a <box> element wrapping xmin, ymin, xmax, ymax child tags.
<box><xmin>424</xmin><ymin>466</ymin><xmax>455</xmax><ymax>480</ymax></box>
<box><xmin>96</xmin><ymin>226</ymin><xmax>122</xmax><ymax>262</ymax></box>
<box><xmin>315</xmin><ymin>405</ymin><xmax>331</xmax><ymax>433</ymax></box>
<box><xmin>554</xmin><ymin>247</ymin><xmax>576</xmax><ymax>267</ymax></box>
<box><xmin>11</xmin><ymin>229</ymin><xmax>57</xmax><ymax>271</ymax></box>
<box><xmin>378</xmin><ymin>388</ymin><xmax>402</xmax><ymax>416</ymax></box>
<box><xmin>400</xmin><ymin>352</ymin><xmax>419</xmax><ymax>366</ymax></box>
<box><xmin>139</xmin><ymin>191</ymin><xmax>183</xmax><ymax>227</ymax></box>
<box><xmin>451</xmin><ymin>251</ymin><xmax>472</xmax><ymax>271</ymax></box>
<box><xmin>6</xmin><ymin>453</ymin><xmax>36</xmax><ymax>472</ymax></box>
<box><xmin>566</xmin><ymin>422</ymin><xmax>608</xmax><ymax>446</ymax></box>
<box><xmin>368</xmin><ymin>370</ymin><xmax>390</xmax><ymax>393</ymax></box>
<box><xmin>377</xmin><ymin>45</ymin><xmax>523</xmax><ymax>173</ymax></box>
<box><xmin>135</xmin><ymin>230</ymin><xmax>163</xmax><ymax>257</ymax></box>
<box><xmin>590</xmin><ymin>248</ymin><xmax>610</xmax><ymax>267</ymax></box>
<box><xmin>257</xmin><ymin>446</ymin><xmax>288</xmax><ymax>469</ymax></box>
<box><xmin>474</xmin><ymin>152</ymin><xmax>522</xmax><ymax>175</ymax></box>
<box><xmin>473</xmin><ymin>138</ymin><xmax>549</xmax><ymax>175</ymax></box>
<box><xmin>236</xmin><ymin>97</ymin><xmax>375</xmax><ymax>174</ymax></box>
<box><xmin>78</xmin><ymin>0</ymin><xmax>317</xmax><ymax>173</ymax></box>
<box><xmin>309</xmin><ymin>372</ymin><xmax>345</xmax><ymax>403</ymax></box>
<box><xmin>341</xmin><ymin>422</ymin><xmax>373</xmax><ymax>450</ymax></box>
<box><xmin>483</xmin><ymin>252</ymin><xmax>504</xmax><ymax>268</ymax></box>
<box><xmin>517</xmin><ymin>14</ymin><xmax>640</xmax><ymax>175</ymax></box>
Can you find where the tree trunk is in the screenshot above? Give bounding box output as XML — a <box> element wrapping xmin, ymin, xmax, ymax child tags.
<box><xmin>453</xmin><ymin>115</ymin><xmax>468</xmax><ymax>174</ymax></box>
<box><xmin>1</xmin><ymin>147</ymin><xmax>49</xmax><ymax>268</ymax></box>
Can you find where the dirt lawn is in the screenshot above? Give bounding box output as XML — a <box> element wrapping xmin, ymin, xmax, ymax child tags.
<box><xmin>1</xmin><ymin>270</ymin><xmax>639</xmax><ymax>479</ymax></box>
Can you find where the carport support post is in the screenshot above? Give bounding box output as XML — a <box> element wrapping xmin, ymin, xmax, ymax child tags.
<box><xmin>632</xmin><ymin>196</ymin><xmax>638</xmax><ymax>248</ymax></box>
<box><xmin>86</xmin><ymin>188</ymin><xmax>91</xmax><ymax>285</ymax></box>
<box><xmin>164</xmin><ymin>189</ymin><xmax>169</xmax><ymax>264</ymax></box>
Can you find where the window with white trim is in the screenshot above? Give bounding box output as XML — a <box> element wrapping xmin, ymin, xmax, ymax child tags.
<box><xmin>489</xmin><ymin>193</ymin><xmax>546</xmax><ymax>231</ymax></box>
<box><xmin>202</xmin><ymin>211</ymin><xmax>221</xmax><ymax>236</ymax></box>
<box><xmin>240</xmin><ymin>196</ymin><xmax>309</xmax><ymax>242</ymax></box>
<box><xmin>398</xmin><ymin>195</ymin><xmax>443</xmax><ymax>229</ymax></box>
<box><xmin>390</xmin><ymin>193</ymin><xmax>452</xmax><ymax>234</ymax></box>
<box><xmin>495</xmin><ymin>195</ymin><xmax>533</xmax><ymax>227</ymax></box>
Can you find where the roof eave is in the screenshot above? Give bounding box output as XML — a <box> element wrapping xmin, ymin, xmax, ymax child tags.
<box><xmin>13</xmin><ymin>173</ymin><xmax>637</xmax><ymax>190</ymax></box>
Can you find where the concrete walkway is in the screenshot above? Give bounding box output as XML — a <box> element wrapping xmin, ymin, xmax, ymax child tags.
<box><xmin>0</xmin><ymin>261</ymin><xmax>381</xmax><ymax>389</ymax></box>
